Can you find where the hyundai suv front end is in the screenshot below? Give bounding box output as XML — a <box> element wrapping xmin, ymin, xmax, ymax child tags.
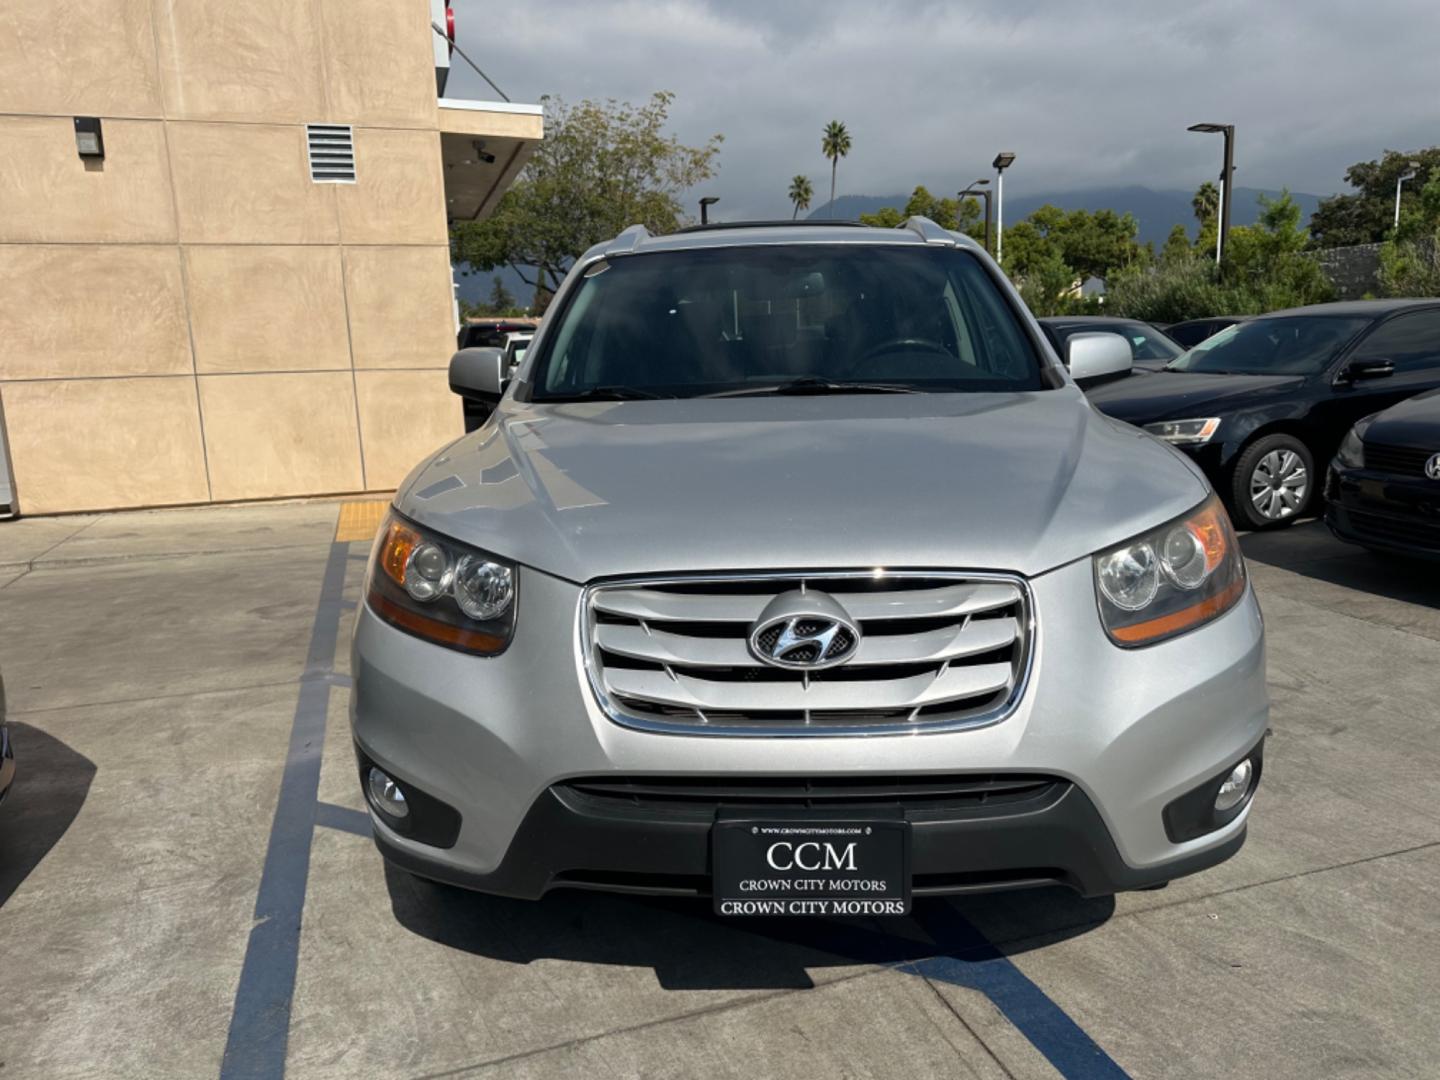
<box><xmin>351</xmin><ymin>220</ymin><xmax>1267</xmax><ymax>915</ymax></box>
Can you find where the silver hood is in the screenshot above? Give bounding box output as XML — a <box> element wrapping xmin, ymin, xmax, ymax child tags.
<box><xmin>397</xmin><ymin>389</ymin><xmax>1210</xmax><ymax>583</ymax></box>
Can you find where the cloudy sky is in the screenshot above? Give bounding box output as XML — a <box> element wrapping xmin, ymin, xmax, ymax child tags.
<box><xmin>447</xmin><ymin>0</ymin><xmax>1439</xmax><ymax>218</ymax></box>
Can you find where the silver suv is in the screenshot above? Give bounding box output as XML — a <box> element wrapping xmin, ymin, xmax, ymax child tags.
<box><xmin>351</xmin><ymin>220</ymin><xmax>1267</xmax><ymax>917</ymax></box>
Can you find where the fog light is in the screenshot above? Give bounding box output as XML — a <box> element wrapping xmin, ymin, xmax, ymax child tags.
<box><xmin>366</xmin><ymin>766</ymin><xmax>409</xmax><ymax>819</ymax></box>
<box><xmin>1214</xmin><ymin>759</ymin><xmax>1253</xmax><ymax>812</ymax></box>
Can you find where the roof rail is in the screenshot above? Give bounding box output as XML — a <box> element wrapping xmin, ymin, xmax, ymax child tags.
<box><xmin>605</xmin><ymin>224</ymin><xmax>650</xmax><ymax>256</ymax></box>
<box><xmin>902</xmin><ymin>216</ymin><xmax>956</xmax><ymax>245</ymax></box>
<box><xmin>673</xmin><ymin>220</ymin><xmax>872</xmax><ymax>234</ymax></box>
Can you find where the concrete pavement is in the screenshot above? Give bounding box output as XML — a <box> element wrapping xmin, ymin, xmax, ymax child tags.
<box><xmin>0</xmin><ymin>500</ymin><xmax>1437</xmax><ymax>1078</ymax></box>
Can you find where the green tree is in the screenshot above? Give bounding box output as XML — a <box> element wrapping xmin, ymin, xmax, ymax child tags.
<box><xmin>1309</xmin><ymin>147</ymin><xmax>1440</xmax><ymax>247</ymax></box>
<box><xmin>821</xmin><ymin>120</ymin><xmax>852</xmax><ymax>217</ymax></box>
<box><xmin>1002</xmin><ymin>205</ymin><xmax>1142</xmax><ymax>281</ymax></box>
<box><xmin>999</xmin><ymin>205</ymin><xmax>1140</xmax><ymax>316</ymax></box>
<box><xmin>449</xmin><ymin>92</ymin><xmax>723</xmax><ymax>306</ymax></box>
<box><xmin>858</xmin><ymin>185</ymin><xmax>982</xmax><ymax>236</ymax></box>
<box><xmin>484</xmin><ymin>275</ymin><xmax>517</xmax><ymax>314</ymax></box>
<box><xmin>1104</xmin><ymin>254</ymin><xmax>1229</xmax><ymax>324</ymax></box>
<box><xmin>1107</xmin><ymin>190</ymin><xmax>1333</xmax><ymax>322</ymax></box>
<box><xmin>1161</xmin><ymin>223</ymin><xmax>1193</xmax><ymax>264</ymax></box>
<box><xmin>1192</xmin><ymin>181</ymin><xmax>1220</xmax><ymax>227</ymax></box>
<box><xmin>1378</xmin><ymin>173</ymin><xmax>1440</xmax><ymax>295</ymax></box>
<box><xmin>788</xmin><ymin>175</ymin><xmax>814</xmax><ymax>219</ymax></box>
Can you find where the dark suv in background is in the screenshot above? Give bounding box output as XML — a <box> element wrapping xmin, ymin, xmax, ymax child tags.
<box><xmin>1088</xmin><ymin>301</ymin><xmax>1440</xmax><ymax>529</ymax></box>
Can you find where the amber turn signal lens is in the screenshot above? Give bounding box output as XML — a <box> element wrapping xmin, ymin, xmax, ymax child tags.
<box><xmin>1109</xmin><ymin>576</ymin><xmax>1245</xmax><ymax>644</ymax></box>
<box><xmin>379</xmin><ymin>520</ymin><xmax>422</xmax><ymax>587</ymax></box>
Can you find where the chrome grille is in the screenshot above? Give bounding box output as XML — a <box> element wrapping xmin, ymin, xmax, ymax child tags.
<box><xmin>583</xmin><ymin>573</ymin><xmax>1032</xmax><ymax>736</ymax></box>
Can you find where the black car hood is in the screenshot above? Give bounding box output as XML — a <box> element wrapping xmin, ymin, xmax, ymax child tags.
<box><xmin>1086</xmin><ymin>370</ymin><xmax>1306</xmax><ymax>424</ymax></box>
<box><xmin>1364</xmin><ymin>387</ymin><xmax>1440</xmax><ymax>449</ymax></box>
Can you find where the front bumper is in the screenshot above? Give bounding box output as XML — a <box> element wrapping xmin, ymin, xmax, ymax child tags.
<box><xmin>1326</xmin><ymin>462</ymin><xmax>1440</xmax><ymax>559</ymax></box>
<box><xmin>351</xmin><ymin>556</ymin><xmax>1268</xmax><ymax>899</ymax></box>
<box><xmin>367</xmin><ymin>762</ymin><xmax>1257</xmax><ymax>899</ymax></box>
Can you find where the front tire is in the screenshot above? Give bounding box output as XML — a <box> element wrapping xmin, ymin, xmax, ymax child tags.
<box><xmin>1229</xmin><ymin>434</ymin><xmax>1314</xmax><ymax>530</ymax></box>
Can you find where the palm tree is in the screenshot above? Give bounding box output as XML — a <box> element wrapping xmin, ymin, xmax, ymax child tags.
<box><xmin>821</xmin><ymin>121</ymin><xmax>852</xmax><ymax>218</ymax></box>
<box><xmin>788</xmin><ymin>175</ymin><xmax>814</xmax><ymax>219</ymax></box>
<box><xmin>1192</xmin><ymin>181</ymin><xmax>1220</xmax><ymax>226</ymax></box>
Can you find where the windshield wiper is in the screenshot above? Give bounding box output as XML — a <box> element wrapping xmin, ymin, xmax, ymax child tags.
<box><xmin>544</xmin><ymin>385</ymin><xmax>669</xmax><ymax>402</ymax></box>
<box><xmin>701</xmin><ymin>377</ymin><xmax>923</xmax><ymax>398</ymax></box>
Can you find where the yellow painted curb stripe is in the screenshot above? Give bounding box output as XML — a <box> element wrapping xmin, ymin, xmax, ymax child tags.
<box><xmin>335</xmin><ymin>500</ymin><xmax>389</xmax><ymax>543</ymax></box>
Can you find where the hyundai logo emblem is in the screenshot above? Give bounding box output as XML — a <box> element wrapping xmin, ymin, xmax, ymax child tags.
<box><xmin>748</xmin><ymin>589</ymin><xmax>861</xmax><ymax>670</ymax></box>
<box><xmin>1427</xmin><ymin>453</ymin><xmax>1440</xmax><ymax>481</ymax></box>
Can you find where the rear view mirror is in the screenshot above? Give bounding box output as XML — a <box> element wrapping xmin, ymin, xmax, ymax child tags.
<box><xmin>1342</xmin><ymin>359</ymin><xmax>1395</xmax><ymax>382</ymax></box>
<box><xmin>449</xmin><ymin>347</ymin><xmax>507</xmax><ymax>401</ymax></box>
<box><xmin>1065</xmin><ymin>332</ymin><xmax>1133</xmax><ymax>382</ymax></box>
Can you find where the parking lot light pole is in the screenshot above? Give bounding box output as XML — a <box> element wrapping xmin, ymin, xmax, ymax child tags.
<box><xmin>992</xmin><ymin>152</ymin><xmax>1015</xmax><ymax>264</ymax></box>
<box><xmin>1188</xmin><ymin>123</ymin><xmax>1234</xmax><ymax>267</ymax></box>
<box><xmin>699</xmin><ymin>196</ymin><xmax>719</xmax><ymax>225</ymax></box>
<box><xmin>1395</xmin><ymin>162</ymin><xmax>1421</xmax><ymax>229</ymax></box>
<box><xmin>960</xmin><ymin>180</ymin><xmax>992</xmax><ymax>255</ymax></box>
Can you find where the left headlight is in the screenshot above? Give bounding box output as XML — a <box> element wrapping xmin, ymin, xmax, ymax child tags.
<box><xmin>365</xmin><ymin>511</ymin><xmax>517</xmax><ymax>655</ymax></box>
<box><xmin>1143</xmin><ymin>418</ymin><xmax>1221</xmax><ymax>446</ymax></box>
<box><xmin>1335</xmin><ymin>414</ymin><xmax>1377</xmax><ymax>470</ymax></box>
<box><xmin>1093</xmin><ymin>495</ymin><xmax>1246</xmax><ymax>647</ymax></box>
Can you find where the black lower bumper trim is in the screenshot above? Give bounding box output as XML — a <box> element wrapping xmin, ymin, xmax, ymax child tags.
<box><xmin>370</xmin><ymin>775</ymin><xmax>1248</xmax><ymax>901</ymax></box>
<box><xmin>1325</xmin><ymin>469</ymin><xmax>1440</xmax><ymax>560</ymax></box>
<box><xmin>0</xmin><ymin>723</ymin><xmax>13</xmax><ymax>806</ymax></box>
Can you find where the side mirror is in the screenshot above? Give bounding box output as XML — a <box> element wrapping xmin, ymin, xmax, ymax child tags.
<box><xmin>1066</xmin><ymin>332</ymin><xmax>1133</xmax><ymax>382</ymax></box>
<box><xmin>1341</xmin><ymin>358</ymin><xmax>1395</xmax><ymax>382</ymax></box>
<box><xmin>448</xmin><ymin>347</ymin><xmax>507</xmax><ymax>403</ymax></box>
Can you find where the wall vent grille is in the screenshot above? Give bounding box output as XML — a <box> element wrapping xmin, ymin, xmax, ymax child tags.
<box><xmin>306</xmin><ymin>124</ymin><xmax>355</xmax><ymax>183</ymax></box>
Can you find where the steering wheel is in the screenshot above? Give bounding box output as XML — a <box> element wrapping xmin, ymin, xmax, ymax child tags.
<box><xmin>844</xmin><ymin>336</ymin><xmax>952</xmax><ymax>378</ymax></box>
<box><xmin>855</xmin><ymin>337</ymin><xmax>952</xmax><ymax>364</ymax></box>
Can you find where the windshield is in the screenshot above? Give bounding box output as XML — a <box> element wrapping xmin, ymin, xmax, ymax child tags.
<box><xmin>528</xmin><ymin>245</ymin><xmax>1048</xmax><ymax>399</ymax></box>
<box><xmin>1166</xmin><ymin>316</ymin><xmax>1368</xmax><ymax>375</ymax></box>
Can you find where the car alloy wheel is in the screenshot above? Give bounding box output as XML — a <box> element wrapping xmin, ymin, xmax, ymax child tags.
<box><xmin>1249</xmin><ymin>448</ymin><xmax>1308</xmax><ymax>521</ymax></box>
<box><xmin>1229</xmin><ymin>433</ymin><xmax>1315</xmax><ymax>530</ymax></box>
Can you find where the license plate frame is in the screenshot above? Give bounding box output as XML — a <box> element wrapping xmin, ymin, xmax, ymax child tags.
<box><xmin>712</xmin><ymin>816</ymin><xmax>910</xmax><ymax>917</ymax></box>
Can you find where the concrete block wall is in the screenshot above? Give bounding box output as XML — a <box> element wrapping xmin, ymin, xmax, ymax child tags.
<box><xmin>0</xmin><ymin>0</ymin><xmax>464</xmax><ymax>514</ymax></box>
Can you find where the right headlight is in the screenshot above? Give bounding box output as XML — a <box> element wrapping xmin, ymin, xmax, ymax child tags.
<box><xmin>365</xmin><ymin>511</ymin><xmax>517</xmax><ymax>655</ymax></box>
<box><xmin>1143</xmin><ymin>418</ymin><xmax>1221</xmax><ymax>446</ymax></box>
<box><xmin>1093</xmin><ymin>495</ymin><xmax>1246</xmax><ymax>647</ymax></box>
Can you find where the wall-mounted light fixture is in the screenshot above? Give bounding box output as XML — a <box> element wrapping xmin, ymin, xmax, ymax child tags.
<box><xmin>74</xmin><ymin>117</ymin><xmax>105</xmax><ymax>160</ymax></box>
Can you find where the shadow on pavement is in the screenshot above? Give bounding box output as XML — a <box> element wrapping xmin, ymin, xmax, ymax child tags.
<box><xmin>1241</xmin><ymin>520</ymin><xmax>1439</xmax><ymax>610</ymax></box>
<box><xmin>385</xmin><ymin>863</ymin><xmax>1115</xmax><ymax>990</ymax></box>
<box><xmin>0</xmin><ymin>722</ymin><xmax>96</xmax><ymax>908</ymax></box>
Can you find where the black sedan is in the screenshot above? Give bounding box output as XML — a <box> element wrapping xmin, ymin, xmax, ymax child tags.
<box><xmin>1087</xmin><ymin>301</ymin><xmax>1440</xmax><ymax>530</ymax></box>
<box><xmin>1039</xmin><ymin>317</ymin><xmax>1183</xmax><ymax>373</ymax></box>
<box><xmin>1326</xmin><ymin>387</ymin><xmax>1440</xmax><ymax>558</ymax></box>
<box><xmin>1165</xmin><ymin>316</ymin><xmax>1251</xmax><ymax>349</ymax></box>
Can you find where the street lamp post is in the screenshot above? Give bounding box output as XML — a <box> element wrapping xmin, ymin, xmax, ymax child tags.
<box><xmin>1188</xmin><ymin>123</ymin><xmax>1235</xmax><ymax>267</ymax></box>
<box><xmin>1395</xmin><ymin>162</ymin><xmax>1421</xmax><ymax>229</ymax></box>
<box><xmin>992</xmin><ymin>152</ymin><xmax>1015</xmax><ymax>264</ymax></box>
<box><xmin>699</xmin><ymin>196</ymin><xmax>719</xmax><ymax>225</ymax></box>
<box><xmin>960</xmin><ymin>180</ymin><xmax>992</xmax><ymax>254</ymax></box>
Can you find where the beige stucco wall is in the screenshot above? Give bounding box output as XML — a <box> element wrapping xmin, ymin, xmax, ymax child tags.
<box><xmin>0</xmin><ymin>0</ymin><xmax>519</xmax><ymax>514</ymax></box>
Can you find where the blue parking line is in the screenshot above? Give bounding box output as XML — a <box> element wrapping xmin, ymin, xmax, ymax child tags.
<box><xmin>907</xmin><ymin>903</ymin><xmax>1131</xmax><ymax>1079</ymax></box>
<box><xmin>220</xmin><ymin>540</ymin><xmax>351</xmax><ymax>1080</ymax></box>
